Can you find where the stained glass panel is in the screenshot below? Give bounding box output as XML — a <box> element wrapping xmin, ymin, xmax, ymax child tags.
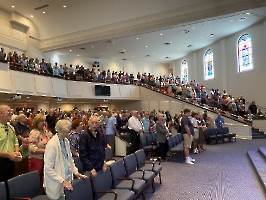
<box><xmin>237</xmin><ymin>34</ymin><xmax>253</xmax><ymax>72</ymax></box>
<box><xmin>203</xmin><ymin>49</ymin><xmax>214</xmax><ymax>80</ymax></box>
<box><xmin>181</xmin><ymin>60</ymin><xmax>188</xmax><ymax>84</ymax></box>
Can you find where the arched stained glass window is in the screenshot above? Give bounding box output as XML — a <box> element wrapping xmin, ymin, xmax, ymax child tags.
<box><xmin>203</xmin><ymin>49</ymin><xmax>214</xmax><ymax>80</ymax></box>
<box><xmin>237</xmin><ymin>34</ymin><xmax>253</xmax><ymax>72</ymax></box>
<box><xmin>181</xmin><ymin>60</ymin><xmax>188</xmax><ymax>84</ymax></box>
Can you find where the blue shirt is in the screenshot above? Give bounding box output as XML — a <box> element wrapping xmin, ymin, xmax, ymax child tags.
<box><xmin>215</xmin><ymin>117</ymin><xmax>224</xmax><ymax>129</ymax></box>
<box><xmin>106</xmin><ymin>116</ymin><xmax>117</xmax><ymax>135</ymax></box>
<box><xmin>141</xmin><ymin>117</ymin><xmax>149</xmax><ymax>133</ymax></box>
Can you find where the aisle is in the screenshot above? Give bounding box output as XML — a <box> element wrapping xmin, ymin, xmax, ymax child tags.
<box><xmin>141</xmin><ymin>139</ymin><xmax>266</xmax><ymax>200</ymax></box>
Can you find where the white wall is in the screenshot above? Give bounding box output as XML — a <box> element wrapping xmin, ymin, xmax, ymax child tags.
<box><xmin>172</xmin><ymin>20</ymin><xmax>266</xmax><ymax>107</ymax></box>
<box><xmin>0</xmin><ymin>8</ymin><xmax>42</xmax><ymax>59</ymax></box>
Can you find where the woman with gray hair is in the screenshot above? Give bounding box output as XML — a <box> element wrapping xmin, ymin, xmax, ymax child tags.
<box><xmin>44</xmin><ymin>120</ymin><xmax>86</xmax><ymax>200</ymax></box>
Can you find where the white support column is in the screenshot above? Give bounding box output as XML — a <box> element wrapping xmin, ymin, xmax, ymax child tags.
<box><xmin>220</xmin><ymin>39</ymin><xmax>228</xmax><ymax>91</ymax></box>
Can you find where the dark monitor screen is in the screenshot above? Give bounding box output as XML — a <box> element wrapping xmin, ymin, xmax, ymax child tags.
<box><xmin>95</xmin><ymin>85</ymin><xmax>110</xmax><ymax>96</ymax></box>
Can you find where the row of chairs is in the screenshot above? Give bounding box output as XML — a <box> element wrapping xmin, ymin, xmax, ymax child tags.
<box><xmin>167</xmin><ymin>133</ymin><xmax>184</xmax><ymax>162</ymax></box>
<box><xmin>140</xmin><ymin>133</ymin><xmax>158</xmax><ymax>157</ymax></box>
<box><xmin>0</xmin><ymin>149</ymin><xmax>161</xmax><ymax>200</ymax></box>
<box><xmin>0</xmin><ymin>170</ymin><xmax>49</xmax><ymax>200</ymax></box>
<box><xmin>73</xmin><ymin>149</ymin><xmax>162</xmax><ymax>200</ymax></box>
<box><xmin>203</xmin><ymin>127</ymin><xmax>236</xmax><ymax>144</ymax></box>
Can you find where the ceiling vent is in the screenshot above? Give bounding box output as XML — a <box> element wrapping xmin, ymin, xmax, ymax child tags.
<box><xmin>238</xmin><ymin>17</ymin><xmax>248</xmax><ymax>22</ymax></box>
<box><xmin>34</xmin><ymin>4</ymin><xmax>49</xmax><ymax>10</ymax></box>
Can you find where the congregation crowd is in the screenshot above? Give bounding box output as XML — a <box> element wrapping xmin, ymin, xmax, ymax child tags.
<box><xmin>0</xmin><ymin>103</ymin><xmax>231</xmax><ymax>199</ymax></box>
<box><xmin>0</xmin><ymin>47</ymin><xmax>261</xmax><ymax>121</ymax></box>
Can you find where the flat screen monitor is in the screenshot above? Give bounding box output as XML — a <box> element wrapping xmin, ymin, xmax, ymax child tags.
<box><xmin>95</xmin><ymin>85</ymin><xmax>110</xmax><ymax>96</ymax></box>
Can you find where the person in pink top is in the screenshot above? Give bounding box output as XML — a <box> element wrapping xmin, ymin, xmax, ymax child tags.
<box><xmin>28</xmin><ymin>114</ymin><xmax>52</xmax><ymax>189</ymax></box>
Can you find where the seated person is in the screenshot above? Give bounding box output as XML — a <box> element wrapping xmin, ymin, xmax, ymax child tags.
<box><xmin>215</xmin><ymin>113</ymin><xmax>224</xmax><ymax>129</ymax></box>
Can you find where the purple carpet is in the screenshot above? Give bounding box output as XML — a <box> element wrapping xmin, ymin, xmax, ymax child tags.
<box><xmin>139</xmin><ymin>139</ymin><xmax>266</xmax><ymax>200</ymax></box>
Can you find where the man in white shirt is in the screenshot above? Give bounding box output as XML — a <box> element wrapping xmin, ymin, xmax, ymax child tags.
<box><xmin>128</xmin><ymin>110</ymin><xmax>143</xmax><ymax>152</ymax></box>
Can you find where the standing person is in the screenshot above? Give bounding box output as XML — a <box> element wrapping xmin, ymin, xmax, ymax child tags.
<box><xmin>215</xmin><ymin>113</ymin><xmax>224</xmax><ymax>129</ymax></box>
<box><xmin>68</xmin><ymin>119</ymin><xmax>83</xmax><ymax>158</ymax></box>
<box><xmin>46</xmin><ymin>109</ymin><xmax>57</xmax><ymax>134</ymax></box>
<box><xmin>28</xmin><ymin>115</ymin><xmax>52</xmax><ymax>188</ymax></box>
<box><xmin>0</xmin><ymin>105</ymin><xmax>22</xmax><ymax>183</ymax></box>
<box><xmin>181</xmin><ymin>109</ymin><xmax>195</xmax><ymax>165</ymax></box>
<box><xmin>141</xmin><ymin>111</ymin><xmax>150</xmax><ymax>136</ymax></box>
<box><xmin>105</xmin><ymin>113</ymin><xmax>119</xmax><ymax>154</ymax></box>
<box><xmin>79</xmin><ymin>115</ymin><xmax>107</xmax><ymax>178</ymax></box>
<box><xmin>128</xmin><ymin>110</ymin><xmax>143</xmax><ymax>153</ymax></box>
<box><xmin>156</xmin><ymin>113</ymin><xmax>168</xmax><ymax>161</ymax></box>
<box><xmin>248</xmin><ymin>101</ymin><xmax>258</xmax><ymax>116</ymax></box>
<box><xmin>190</xmin><ymin>112</ymin><xmax>199</xmax><ymax>154</ymax></box>
<box><xmin>44</xmin><ymin>120</ymin><xmax>86</xmax><ymax>200</ymax></box>
<box><xmin>14</xmin><ymin>114</ymin><xmax>30</xmax><ymax>146</ymax></box>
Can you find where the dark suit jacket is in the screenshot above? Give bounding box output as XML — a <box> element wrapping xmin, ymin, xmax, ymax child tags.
<box><xmin>156</xmin><ymin>120</ymin><xmax>167</xmax><ymax>143</ymax></box>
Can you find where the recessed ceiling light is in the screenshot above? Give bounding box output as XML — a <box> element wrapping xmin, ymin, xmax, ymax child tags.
<box><xmin>101</xmin><ymin>53</ymin><xmax>103</xmax><ymax>54</ymax></box>
<box><xmin>77</xmin><ymin>55</ymin><xmax>79</xmax><ymax>56</ymax></box>
<box><xmin>27</xmin><ymin>97</ymin><xmax>29</xmax><ymax>98</ymax></box>
<box><xmin>160</xmin><ymin>34</ymin><xmax>163</xmax><ymax>36</ymax></box>
<box><xmin>181</xmin><ymin>30</ymin><xmax>189</xmax><ymax>34</ymax></box>
<box><xmin>201</xmin><ymin>36</ymin><xmax>203</xmax><ymax>39</ymax></box>
<box><xmin>136</xmin><ymin>38</ymin><xmax>139</xmax><ymax>40</ymax></box>
<box><xmin>192</xmin><ymin>27</ymin><xmax>195</xmax><ymax>29</ymax></box>
<box><xmin>153</xmin><ymin>52</ymin><xmax>155</xmax><ymax>54</ymax></box>
<box><xmin>209</xmin><ymin>33</ymin><xmax>215</xmax><ymax>37</ymax></box>
<box><xmin>92</xmin><ymin>46</ymin><xmax>94</xmax><ymax>48</ymax></box>
<box><xmin>178</xmin><ymin>49</ymin><xmax>180</xmax><ymax>50</ymax></box>
<box><xmin>146</xmin><ymin>46</ymin><xmax>148</xmax><ymax>48</ymax></box>
<box><xmin>69</xmin><ymin>50</ymin><xmax>72</xmax><ymax>52</ymax></box>
<box><xmin>246</xmin><ymin>12</ymin><xmax>250</xmax><ymax>15</ymax></box>
<box><xmin>31</xmin><ymin>15</ymin><xmax>33</xmax><ymax>18</ymax></box>
<box><xmin>133</xmin><ymin>56</ymin><xmax>134</xmax><ymax>57</ymax></box>
<box><xmin>230</xmin><ymin>20</ymin><xmax>234</xmax><ymax>22</ymax></box>
<box><xmin>115</xmin><ymin>58</ymin><xmax>116</xmax><ymax>59</ymax></box>
<box><xmin>12</xmin><ymin>6</ymin><xmax>15</xmax><ymax>8</ymax></box>
<box><xmin>43</xmin><ymin>11</ymin><xmax>45</xmax><ymax>14</ymax></box>
<box><xmin>123</xmin><ymin>49</ymin><xmax>125</xmax><ymax>52</ymax></box>
<box><xmin>160</xmin><ymin>58</ymin><xmax>162</xmax><ymax>59</ymax></box>
<box><xmin>63</xmin><ymin>5</ymin><xmax>66</xmax><ymax>8</ymax></box>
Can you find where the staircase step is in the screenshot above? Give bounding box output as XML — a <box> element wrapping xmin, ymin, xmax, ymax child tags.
<box><xmin>252</xmin><ymin>128</ymin><xmax>260</xmax><ymax>132</ymax></box>
<box><xmin>247</xmin><ymin>151</ymin><xmax>266</xmax><ymax>192</ymax></box>
<box><xmin>252</xmin><ymin>135</ymin><xmax>266</xmax><ymax>139</ymax></box>
<box><xmin>252</xmin><ymin>132</ymin><xmax>265</xmax><ymax>136</ymax></box>
<box><xmin>252</xmin><ymin>134</ymin><xmax>266</xmax><ymax>139</ymax></box>
<box><xmin>252</xmin><ymin>129</ymin><xmax>262</xmax><ymax>133</ymax></box>
<box><xmin>258</xmin><ymin>146</ymin><xmax>266</xmax><ymax>160</ymax></box>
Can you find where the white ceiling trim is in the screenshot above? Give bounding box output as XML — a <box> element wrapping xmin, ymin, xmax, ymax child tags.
<box><xmin>40</xmin><ymin>0</ymin><xmax>266</xmax><ymax>51</ymax></box>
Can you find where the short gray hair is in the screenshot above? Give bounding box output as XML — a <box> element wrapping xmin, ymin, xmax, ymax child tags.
<box><xmin>56</xmin><ymin>119</ymin><xmax>72</xmax><ymax>133</ymax></box>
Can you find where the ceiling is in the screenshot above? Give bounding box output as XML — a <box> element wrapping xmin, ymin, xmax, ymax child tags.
<box><xmin>57</xmin><ymin>7</ymin><xmax>266</xmax><ymax>64</ymax></box>
<box><xmin>0</xmin><ymin>0</ymin><xmax>265</xmax><ymax>64</ymax></box>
